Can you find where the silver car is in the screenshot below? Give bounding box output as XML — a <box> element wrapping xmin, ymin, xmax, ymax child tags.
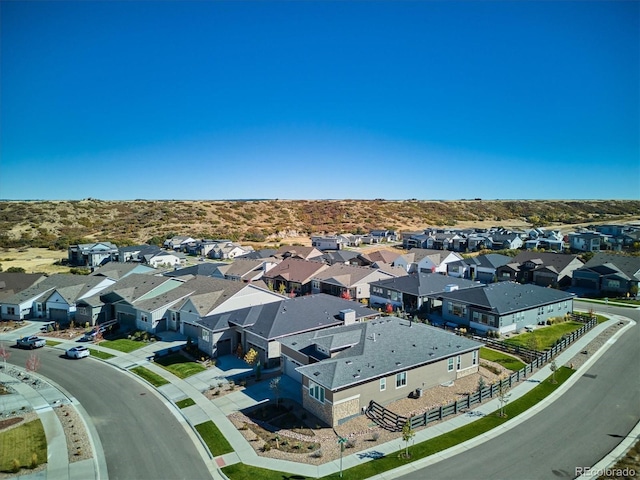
<box><xmin>66</xmin><ymin>346</ymin><xmax>90</xmax><ymax>359</ymax></box>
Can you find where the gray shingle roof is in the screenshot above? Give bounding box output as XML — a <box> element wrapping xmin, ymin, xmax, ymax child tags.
<box><xmin>198</xmin><ymin>293</ymin><xmax>378</xmax><ymax>339</ymax></box>
<box><xmin>438</xmin><ymin>282</ymin><xmax>574</xmax><ymax>314</ymax></box>
<box><xmin>580</xmin><ymin>253</ymin><xmax>640</xmax><ymax>281</ymax></box>
<box><xmin>282</xmin><ymin>317</ymin><xmax>482</xmax><ymax>391</ymax></box>
<box><xmin>371</xmin><ymin>272</ymin><xmax>482</xmax><ymax>296</ymax></box>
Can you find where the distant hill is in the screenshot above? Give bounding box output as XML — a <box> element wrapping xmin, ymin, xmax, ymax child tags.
<box><xmin>0</xmin><ymin>199</ymin><xmax>638</xmax><ymax>249</ymax></box>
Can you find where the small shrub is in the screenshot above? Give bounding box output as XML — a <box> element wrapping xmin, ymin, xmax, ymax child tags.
<box><xmin>240</xmin><ymin>422</ymin><xmax>249</xmax><ymax>430</ymax></box>
<box><xmin>310</xmin><ymin>449</ymin><xmax>323</xmax><ymax>458</ymax></box>
<box><xmin>346</xmin><ymin>438</ymin><xmax>357</xmax><ymax>449</ymax></box>
<box><xmin>11</xmin><ymin>459</ymin><xmax>20</xmax><ymax>473</ymax></box>
<box><xmin>371</xmin><ymin>432</ymin><xmax>380</xmax><ymax>441</ymax></box>
<box><xmin>262</xmin><ymin>442</ymin><xmax>271</xmax><ymax>452</ymax></box>
<box><xmin>30</xmin><ymin>453</ymin><xmax>38</xmax><ymax>468</ymax></box>
<box><xmin>293</xmin><ymin>442</ymin><xmax>302</xmax><ymax>450</ymax></box>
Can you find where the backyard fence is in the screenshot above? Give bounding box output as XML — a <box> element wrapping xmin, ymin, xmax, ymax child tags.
<box><xmin>367</xmin><ymin>316</ymin><xmax>597</xmax><ymax>432</ymax></box>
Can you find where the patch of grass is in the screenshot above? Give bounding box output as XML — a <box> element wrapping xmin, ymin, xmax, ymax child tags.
<box><xmin>155</xmin><ymin>353</ymin><xmax>206</xmax><ymax>379</ymax></box>
<box><xmin>223</xmin><ymin>368</ymin><xmax>574</xmax><ymax>480</ymax></box>
<box><xmin>130</xmin><ymin>366</ymin><xmax>169</xmax><ymax>387</ymax></box>
<box><xmin>45</xmin><ymin>340</ymin><xmax>61</xmax><ymax>347</ymax></box>
<box><xmin>0</xmin><ymin>419</ymin><xmax>47</xmax><ymax>472</ymax></box>
<box><xmin>504</xmin><ymin>322</ymin><xmax>584</xmax><ymax>350</ymax></box>
<box><xmin>99</xmin><ymin>338</ymin><xmax>146</xmax><ymax>353</ymax></box>
<box><xmin>480</xmin><ymin>347</ymin><xmax>526</xmax><ymax>372</ymax></box>
<box><xmin>176</xmin><ymin>397</ymin><xmax>196</xmax><ymax>409</ymax></box>
<box><xmin>195</xmin><ymin>420</ymin><xmax>233</xmax><ymax>456</ymax></box>
<box><xmin>595</xmin><ymin>314</ymin><xmax>608</xmax><ymax>324</ymax></box>
<box><xmin>88</xmin><ymin>348</ymin><xmax>115</xmax><ymax>360</ymax></box>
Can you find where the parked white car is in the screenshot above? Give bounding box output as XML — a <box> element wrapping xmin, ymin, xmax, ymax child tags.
<box><xmin>66</xmin><ymin>346</ymin><xmax>90</xmax><ymax>359</ymax></box>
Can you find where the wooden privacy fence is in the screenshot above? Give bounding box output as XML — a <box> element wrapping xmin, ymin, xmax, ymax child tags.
<box><xmin>367</xmin><ymin>317</ymin><xmax>597</xmax><ymax>432</ymax></box>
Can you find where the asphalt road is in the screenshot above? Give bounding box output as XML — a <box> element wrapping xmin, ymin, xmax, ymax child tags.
<box><xmin>8</xmin><ymin>347</ymin><xmax>212</xmax><ymax>480</ymax></box>
<box><xmin>398</xmin><ymin>302</ymin><xmax>640</xmax><ymax>480</ymax></box>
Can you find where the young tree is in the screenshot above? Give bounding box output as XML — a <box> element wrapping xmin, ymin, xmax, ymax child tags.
<box><xmin>26</xmin><ymin>353</ymin><xmax>41</xmax><ymax>373</ymax></box>
<box><xmin>526</xmin><ymin>333</ymin><xmax>540</xmax><ymax>353</ymax></box>
<box><xmin>270</xmin><ymin>377</ymin><xmax>281</xmax><ymax>407</ymax></box>
<box><xmin>0</xmin><ymin>343</ymin><xmax>10</xmax><ymax>370</ymax></box>
<box><xmin>497</xmin><ymin>382</ymin><xmax>511</xmax><ymax>418</ymax></box>
<box><xmin>549</xmin><ymin>359</ymin><xmax>558</xmax><ymax>384</ymax></box>
<box><xmin>385</xmin><ymin>303</ymin><xmax>393</xmax><ymax>314</ymax></box>
<box><xmin>340</xmin><ymin>289</ymin><xmax>352</xmax><ymax>301</ymax></box>
<box><xmin>401</xmin><ymin>420</ymin><xmax>415</xmax><ymax>458</ymax></box>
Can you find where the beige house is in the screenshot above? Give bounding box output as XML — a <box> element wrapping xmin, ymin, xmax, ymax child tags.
<box><xmin>280</xmin><ymin>317</ymin><xmax>482</xmax><ymax>427</ymax></box>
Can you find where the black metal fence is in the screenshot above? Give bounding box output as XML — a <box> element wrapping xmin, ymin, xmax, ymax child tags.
<box><xmin>367</xmin><ymin>316</ymin><xmax>597</xmax><ymax>432</ymax></box>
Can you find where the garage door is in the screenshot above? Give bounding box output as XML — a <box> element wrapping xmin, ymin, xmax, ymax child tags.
<box><xmin>217</xmin><ymin>339</ymin><xmax>231</xmax><ymax>356</ymax></box>
<box><xmin>575</xmin><ymin>278</ymin><xmax>597</xmax><ymax>289</ymax></box>
<box><xmin>284</xmin><ymin>357</ymin><xmax>302</xmax><ymax>383</ymax></box>
<box><xmin>117</xmin><ymin>312</ymin><xmax>136</xmax><ymax>329</ymax></box>
<box><xmin>49</xmin><ymin>308</ymin><xmax>68</xmax><ymax>321</ymax></box>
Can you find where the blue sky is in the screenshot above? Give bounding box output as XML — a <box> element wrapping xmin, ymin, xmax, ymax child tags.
<box><xmin>1</xmin><ymin>1</ymin><xmax>638</xmax><ymax>201</ymax></box>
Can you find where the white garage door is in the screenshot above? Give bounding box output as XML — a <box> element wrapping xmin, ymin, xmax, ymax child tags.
<box><xmin>283</xmin><ymin>356</ymin><xmax>302</xmax><ymax>383</ymax></box>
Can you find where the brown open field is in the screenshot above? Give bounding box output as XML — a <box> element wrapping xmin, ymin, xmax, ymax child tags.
<box><xmin>0</xmin><ymin>199</ymin><xmax>638</xmax><ymax>273</ymax></box>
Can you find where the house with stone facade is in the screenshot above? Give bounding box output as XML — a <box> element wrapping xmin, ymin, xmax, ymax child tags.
<box><xmin>280</xmin><ymin>317</ymin><xmax>482</xmax><ymax>427</ymax></box>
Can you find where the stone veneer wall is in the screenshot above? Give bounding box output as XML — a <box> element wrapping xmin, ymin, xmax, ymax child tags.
<box><xmin>332</xmin><ymin>397</ymin><xmax>360</xmax><ymax>426</ymax></box>
<box><xmin>302</xmin><ymin>390</ymin><xmax>334</xmax><ymax>426</ymax></box>
<box><xmin>456</xmin><ymin>365</ymin><xmax>479</xmax><ymax>379</ymax></box>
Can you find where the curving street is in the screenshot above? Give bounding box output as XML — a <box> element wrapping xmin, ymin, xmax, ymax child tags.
<box><xmin>397</xmin><ymin>302</ymin><xmax>640</xmax><ymax>480</ymax></box>
<box><xmin>8</xmin><ymin>347</ymin><xmax>212</xmax><ymax>480</ymax></box>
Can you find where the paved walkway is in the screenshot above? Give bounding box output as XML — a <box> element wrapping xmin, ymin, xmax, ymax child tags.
<box><xmin>1</xmin><ymin>313</ymin><xmax>636</xmax><ymax>479</ymax></box>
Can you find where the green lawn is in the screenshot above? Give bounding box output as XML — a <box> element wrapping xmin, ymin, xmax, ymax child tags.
<box><xmin>45</xmin><ymin>340</ymin><xmax>61</xmax><ymax>347</ymax></box>
<box><xmin>223</xmin><ymin>368</ymin><xmax>574</xmax><ymax>480</ymax></box>
<box><xmin>504</xmin><ymin>322</ymin><xmax>584</xmax><ymax>350</ymax></box>
<box><xmin>0</xmin><ymin>419</ymin><xmax>47</xmax><ymax>473</ymax></box>
<box><xmin>480</xmin><ymin>347</ymin><xmax>526</xmax><ymax>372</ymax></box>
<box><xmin>88</xmin><ymin>348</ymin><xmax>115</xmax><ymax>360</ymax></box>
<box><xmin>195</xmin><ymin>421</ymin><xmax>234</xmax><ymax>456</ymax></box>
<box><xmin>176</xmin><ymin>397</ymin><xmax>196</xmax><ymax>409</ymax></box>
<box><xmin>130</xmin><ymin>366</ymin><xmax>169</xmax><ymax>387</ymax></box>
<box><xmin>155</xmin><ymin>353</ymin><xmax>206</xmax><ymax>379</ymax></box>
<box><xmin>99</xmin><ymin>338</ymin><xmax>146</xmax><ymax>353</ymax></box>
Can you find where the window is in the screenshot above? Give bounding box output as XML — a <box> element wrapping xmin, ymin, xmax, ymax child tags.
<box><xmin>395</xmin><ymin>372</ymin><xmax>407</xmax><ymax>388</ymax></box>
<box><xmin>309</xmin><ymin>381</ymin><xmax>325</xmax><ymax>403</ymax></box>
<box><xmin>201</xmin><ymin>330</ymin><xmax>210</xmax><ymax>342</ymax></box>
<box><xmin>380</xmin><ymin>378</ymin><xmax>386</xmax><ymax>391</ymax></box>
<box><xmin>7</xmin><ymin>307</ymin><xmax>16</xmax><ymax>315</ymax></box>
<box><xmin>141</xmin><ymin>314</ymin><xmax>148</xmax><ymax>323</ymax></box>
<box><xmin>456</xmin><ymin>355</ymin><xmax>461</xmax><ymax>370</ymax></box>
<box><xmin>472</xmin><ymin>351</ymin><xmax>478</xmax><ymax>365</ymax></box>
<box><xmin>449</xmin><ymin>303</ymin><xmax>467</xmax><ymax>318</ymax></box>
<box><xmin>448</xmin><ymin>357</ymin><xmax>454</xmax><ymax>372</ymax></box>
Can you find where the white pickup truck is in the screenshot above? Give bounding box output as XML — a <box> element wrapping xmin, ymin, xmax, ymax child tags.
<box><xmin>16</xmin><ymin>336</ymin><xmax>46</xmax><ymax>349</ymax></box>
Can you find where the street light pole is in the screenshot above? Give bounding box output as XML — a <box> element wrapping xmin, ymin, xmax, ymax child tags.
<box><xmin>338</xmin><ymin>436</ymin><xmax>347</xmax><ymax>477</ymax></box>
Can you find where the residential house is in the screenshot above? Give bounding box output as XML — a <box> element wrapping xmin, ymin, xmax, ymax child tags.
<box><xmin>311</xmin><ymin>264</ymin><xmax>397</xmax><ymax>301</ymax></box>
<box><xmin>439</xmin><ymin>282</ymin><xmax>575</xmax><ymax>335</ymax></box>
<box><xmin>280</xmin><ymin>317</ymin><xmax>483</xmax><ymax>426</ymax></box>
<box><xmin>68</xmin><ymin>242</ymin><xmax>119</xmax><ymax>268</ymax></box>
<box><xmin>117</xmin><ymin>244</ymin><xmax>163</xmax><ymax>263</ymax></box>
<box><xmin>488</xmin><ymin>232</ymin><xmax>524</xmax><ymax>250</ymax></box>
<box><xmin>394</xmin><ymin>248</ymin><xmax>464</xmax><ymax>274</ymax></box>
<box><xmin>163</xmin><ymin>236</ymin><xmax>196</xmax><ymax>251</ymax></box>
<box><xmin>236</xmin><ymin>249</ymin><xmax>278</xmax><ymax>260</ymax></box>
<box><xmin>275</xmin><ymin>245</ymin><xmax>324</xmax><ymax>261</ymax></box>
<box><xmin>91</xmin><ymin>262</ymin><xmax>157</xmax><ymax>281</ymax></box>
<box><xmin>176</xmin><ymin>280</ymin><xmax>285</xmax><ymax>336</ymax></box>
<box><xmin>193</xmin><ymin>294</ymin><xmax>378</xmax><ymax>366</ymax></box>
<box><xmin>568</xmin><ymin>232</ymin><xmax>602</xmax><ymax>252</ymax></box>
<box><xmin>1</xmin><ymin>274</ymin><xmax>115</xmax><ymax>323</ymax></box>
<box><xmin>77</xmin><ymin>274</ymin><xmax>184</xmax><ymax>329</ymax></box>
<box><xmin>495</xmin><ymin>252</ymin><xmax>583</xmax><ymax>287</ymax></box>
<box><xmin>0</xmin><ymin>273</ymin><xmax>47</xmax><ymax>303</ymax></box>
<box><xmin>369</xmin><ymin>273</ymin><xmax>482</xmax><ymax>314</ymax></box>
<box><xmin>572</xmin><ymin>253</ymin><xmax>640</xmax><ymax>296</ymax></box>
<box><xmin>447</xmin><ymin>254</ymin><xmax>513</xmax><ymax>283</ymax></box>
<box><xmin>358</xmin><ymin>249</ymin><xmax>402</xmax><ymax>267</ymax></box>
<box><xmin>207</xmin><ymin>242</ymin><xmax>254</xmax><ymax>260</ymax></box>
<box><xmin>144</xmin><ymin>250</ymin><xmax>185</xmax><ymax>268</ymax></box>
<box><xmin>320</xmin><ymin>250</ymin><xmax>362</xmax><ymax>266</ymax></box>
<box><xmin>311</xmin><ymin>236</ymin><xmax>347</xmax><ymax>251</ymax></box>
<box><xmin>210</xmin><ymin>258</ymin><xmax>278</xmax><ymax>283</ymax></box>
<box><xmin>368</xmin><ymin>230</ymin><xmax>398</xmax><ymax>243</ymax></box>
<box><xmin>262</xmin><ymin>258</ymin><xmax>329</xmax><ymax>296</ymax></box>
